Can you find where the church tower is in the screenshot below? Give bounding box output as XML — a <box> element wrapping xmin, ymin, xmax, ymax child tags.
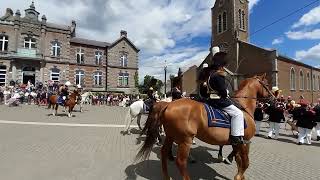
<box><xmin>211</xmin><ymin>0</ymin><xmax>249</xmax><ymax>72</ymax></box>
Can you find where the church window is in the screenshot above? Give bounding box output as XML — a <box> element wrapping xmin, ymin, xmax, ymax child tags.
<box><xmin>239</xmin><ymin>9</ymin><xmax>242</xmax><ymax>29</ymax></box>
<box><xmin>290</xmin><ymin>68</ymin><xmax>296</xmax><ymax>90</ymax></box>
<box><xmin>24</xmin><ymin>37</ymin><xmax>36</xmax><ymax>49</ymax></box>
<box><xmin>50</xmin><ymin>68</ymin><xmax>60</xmax><ymax>82</ymax></box>
<box><xmin>299</xmin><ymin>70</ymin><xmax>304</xmax><ymax>90</ymax></box>
<box><xmin>76</xmin><ymin>48</ymin><xmax>84</xmax><ymax>64</ymax></box>
<box><xmin>95</xmin><ymin>51</ymin><xmax>103</xmax><ymax>65</ymax></box>
<box><xmin>306</xmin><ymin>72</ymin><xmax>310</xmax><ymax>90</ymax></box>
<box><xmin>242</xmin><ymin>11</ymin><xmax>246</xmax><ymax>30</ymax></box>
<box><xmin>318</xmin><ymin>76</ymin><xmax>320</xmax><ymax>91</ymax></box>
<box><xmin>0</xmin><ymin>65</ymin><xmax>6</xmax><ymax>86</ymax></box>
<box><xmin>0</xmin><ymin>35</ymin><xmax>9</xmax><ymax>51</ymax></box>
<box><xmin>223</xmin><ymin>12</ymin><xmax>227</xmax><ymax>31</ymax></box>
<box><xmin>75</xmin><ymin>70</ymin><xmax>85</xmax><ymax>85</ymax></box>
<box><xmin>313</xmin><ymin>74</ymin><xmax>316</xmax><ymax>91</ymax></box>
<box><xmin>217</xmin><ymin>14</ymin><xmax>222</xmax><ymax>33</ymax></box>
<box><xmin>51</xmin><ymin>41</ymin><xmax>61</xmax><ymax>57</ymax></box>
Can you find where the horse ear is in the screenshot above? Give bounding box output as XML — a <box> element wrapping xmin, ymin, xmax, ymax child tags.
<box><xmin>260</xmin><ymin>73</ymin><xmax>267</xmax><ymax>80</ymax></box>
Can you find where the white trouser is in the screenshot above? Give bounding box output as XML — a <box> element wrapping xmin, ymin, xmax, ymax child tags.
<box><xmin>297</xmin><ymin>127</ymin><xmax>312</xmax><ymax>144</ymax></box>
<box><xmin>222</xmin><ymin>105</ymin><xmax>244</xmax><ymax>136</ymax></box>
<box><xmin>255</xmin><ymin>121</ymin><xmax>262</xmax><ymax>135</ymax></box>
<box><xmin>316</xmin><ymin>122</ymin><xmax>320</xmax><ymax>137</ymax></box>
<box><xmin>268</xmin><ymin>122</ymin><xmax>280</xmax><ymax>139</ymax></box>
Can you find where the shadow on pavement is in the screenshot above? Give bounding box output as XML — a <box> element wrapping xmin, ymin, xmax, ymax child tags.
<box><xmin>125</xmin><ymin>159</ymin><xmax>230</xmax><ymax>180</ymax></box>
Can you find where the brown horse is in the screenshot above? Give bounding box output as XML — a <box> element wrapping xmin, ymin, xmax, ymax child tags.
<box><xmin>48</xmin><ymin>90</ymin><xmax>80</xmax><ymax>118</ymax></box>
<box><xmin>136</xmin><ymin>74</ymin><xmax>273</xmax><ymax>180</ymax></box>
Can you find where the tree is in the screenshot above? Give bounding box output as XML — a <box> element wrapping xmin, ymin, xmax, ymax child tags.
<box><xmin>138</xmin><ymin>75</ymin><xmax>164</xmax><ymax>94</ymax></box>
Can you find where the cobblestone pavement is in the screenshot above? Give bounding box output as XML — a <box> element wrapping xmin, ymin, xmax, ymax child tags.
<box><xmin>0</xmin><ymin>104</ymin><xmax>319</xmax><ymax>180</ymax></box>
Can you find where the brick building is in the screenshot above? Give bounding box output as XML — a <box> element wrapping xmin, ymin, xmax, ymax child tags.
<box><xmin>0</xmin><ymin>2</ymin><xmax>139</xmax><ymax>94</ymax></box>
<box><xmin>191</xmin><ymin>0</ymin><xmax>320</xmax><ymax>103</ymax></box>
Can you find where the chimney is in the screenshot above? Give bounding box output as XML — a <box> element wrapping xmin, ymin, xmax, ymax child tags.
<box><xmin>120</xmin><ymin>30</ymin><xmax>127</xmax><ymax>37</ymax></box>
<box><xmin>41</xmin><ymin>15</ymin><xmax>47</xmax><ymax>24</ymax></box>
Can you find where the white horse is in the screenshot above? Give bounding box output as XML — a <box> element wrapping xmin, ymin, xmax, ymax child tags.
<box><xmin>78</xmin><ymin>91</ymin><xmax>93</xmax><ymax>112</ymax></box>
<box><xmin>123</xmin><ymin>97</ymin><xmax>172</xmax><ymax>135</ymax></box>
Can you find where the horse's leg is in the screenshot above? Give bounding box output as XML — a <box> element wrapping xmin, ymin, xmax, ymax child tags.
<box><xmin>55</xmin><ymin>104</ymin><xmax>58</xmax><ymax>116</ymax></box>
<box><xmin>225</xmin><ymin>149</ymin><xmax>235</xmax><ymax>165</ymax></box>
<box><xmin>240</xmin><ymin>144</ymin><xmax>250</xmax><ymax>180</ymax></box>
<box><xmin>234</xmin><ymin>145</ymin><xmax>247</xmax><ymax>180</ymax></box>
<box><xmin>161</xmin><ymin>137</ymin><xmax>173</xmax><ymax>180</ymax></box>
<box><xmin>218</xmin><ymin>145</ymin><xmax>224</xmax><ymax>162</ymax></box>
<box><xmin>68</xmin><ymin>106</ymin><xmax>72</xmax><ymax>118</ymax></box>
<box><xmin>137</xmin><ymin>114</ymin><xmax>142</xmax><ymax>130</ymax></box>
<box><xmin>176</xmin><ymin>143</ymin><xmax>191</xmax><ymax>180</ymax></box>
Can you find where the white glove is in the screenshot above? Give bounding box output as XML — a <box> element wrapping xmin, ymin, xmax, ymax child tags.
<box><xmin>63</xmin><ymin>96</ymin><xmax>66</xmax><ymax>100</ymax></box>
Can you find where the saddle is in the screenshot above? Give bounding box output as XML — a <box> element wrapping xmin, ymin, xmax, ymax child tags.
<box><xmin>204</xmin><ymin>103</ymin><xmax>247</xmax><ymax>129</ymax></box>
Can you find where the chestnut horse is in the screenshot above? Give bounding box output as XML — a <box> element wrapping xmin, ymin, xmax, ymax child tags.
<box><xmin>48</xmin><ymin>90</ymin><xmax>80</xmax><ymax>118</ymax></box>
<box><xmin>136</xmin><ymin>74</ymin><xmax>273</xmax><ymax>180</ymax></box>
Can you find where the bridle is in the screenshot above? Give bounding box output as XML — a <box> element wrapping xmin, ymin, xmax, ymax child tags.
<box><xmin>232</xmin><ymin>77</ymin><xmax>275</xmax><ymax>101</ymax></box>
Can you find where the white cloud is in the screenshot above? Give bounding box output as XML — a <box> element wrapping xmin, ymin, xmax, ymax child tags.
<box><xmin>292</xmin><ymin>6</ymin><xmax>320</xmax><ymax>28</ymax></box>
<box><xmin>249</xmin><ymin>0</ymin><xmax>261</xmax><ymax>11</ymax></box>
<box><xmin>286</xmin><ymin>29</ymin><xmax>320</xmax><ymax>40</ymax></box>
<box><xmin>1</xmin><ymin>0</ymin><xmax>261</xmax><ymax>82</ymax></box>
<box><xmin>295</xmin><ymin>43</ymin><xmax>320</xmax><ymax>62</ymax></box>
<box><xmin>272</xmin><ymin>37</ymin><xmax>284</xmax><ymax>45</ymax></box>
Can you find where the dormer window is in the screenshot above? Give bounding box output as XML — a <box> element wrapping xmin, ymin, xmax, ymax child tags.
<box><xmin>24</xmin><ymin>37</ymin><xmax>36</xmax><ymax>49</ymax></box>
<box><xmin>0</xmin><ymin>35</ymin><xmax>9</xmax><ymax>52</ymax></box>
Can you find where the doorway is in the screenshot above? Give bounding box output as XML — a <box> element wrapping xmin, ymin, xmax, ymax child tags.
<box><xmin>22</xmin><ymin>67</ymin><xmax>36</xmax><ymax>85</ymax></box>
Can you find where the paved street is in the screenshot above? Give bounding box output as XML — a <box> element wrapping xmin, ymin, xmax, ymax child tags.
<box><xmin>0</xmin><ymin>104</ymin><xmax>319</xmax><ymax>180</ymax></box>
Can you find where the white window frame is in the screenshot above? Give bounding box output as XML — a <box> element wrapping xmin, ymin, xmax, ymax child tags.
<box><xmin>318</xmin><ymin>76</ymin><xmax>320</xmax><ymax>91</ymax></box>
<box><xmin>24</xmin><ymin>37</ymin><xmax>36</xmax><ymax>49</ymax></box>
<box><xmin>0</xmin><ymin>66</ymin><xmax>6</xmax><ymax>86</ymax></box>
<box><xmin>76</xmin><ymin>48</ymin><xmax>84</xmax><ymax>64</ymax></box>
<box><xmin>75</xmin><ymin>70</ymin><xmax>85</xmax><ymax>85</ymax></box>
<box><xmin>120</xmin><ymin>54</ymin><xmax>128</xmax><ymax>67</ymax></box>
<box><xmin>0</xmin><ymin>35</ymin><xmax>9</xmax><ymax>51</ymax></box>
<box><xmin>95</xmin><ymin>51</ymin><xmax>103</xmax><ymax>65</ymax></box>
<box><xmin>290</xmin><ymin>67</ymin><xmax>296</xmax><ymax>90</ymax></box>
<box><xmin>299</xmin><ymin>70</ymin><xmax>304</xmax><ymax>90</ymax></box>
<box><xmin>94</xmin><ymin>71</ymin><xmax>102</xmax><ymax>86</ymax></box>
<box><xmin>50</xmin><ymin>69</ymin><xmax>60</xmax><ymax>82</ymax></box>
<box><xmin>52</xmin><ymin>41</ymin><xmax>61</xmax><ymax>57</ymax></box>
<box><xmin>118</xmin><ymin>72</ymin><xmax>129</xmax><ymax>87</ymax></box>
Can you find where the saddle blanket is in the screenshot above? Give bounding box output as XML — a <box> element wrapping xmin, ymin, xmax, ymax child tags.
<box><xmin>204</xmin><ymin>103</ymin><xmax>247</xmax><ymax>129</ymax></box>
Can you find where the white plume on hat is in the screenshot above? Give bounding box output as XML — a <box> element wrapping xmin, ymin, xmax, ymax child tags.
<box><xmin>65</xmin><ymin>81</ymin><xmax>72</xmax><ymax>86</ymax></box>
<box><xmin>272</xmin><ymin>86</ymin><xmax>280</xmax><ymax>93</ymax></box>
<box><xmin>77</xmin><ymin>84</ymin><xmax>82</xmax><ymax>88</ymax></box>
<box><xmin>212</xmin><ymin>46</ymin><xmax>220</xmax><ymax>57</ymax></box>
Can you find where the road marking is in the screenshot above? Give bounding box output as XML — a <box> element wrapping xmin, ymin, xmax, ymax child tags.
<box><xmin>0</xmin><ymin>120</ymin><xmax>139</xmax><ymax>128</ymax></box>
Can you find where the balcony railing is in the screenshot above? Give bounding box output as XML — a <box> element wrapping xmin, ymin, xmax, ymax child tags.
<box><xmin>0</xmin><ymin>48</ymin><xmax>43</xmax><ymax>60</ymax></box>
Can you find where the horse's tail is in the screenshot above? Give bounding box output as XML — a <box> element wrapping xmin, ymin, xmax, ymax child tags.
<box><xmin>136</xmin><ymin>102</ymin><xmax>168</xmax><ymax>161</ymax></box>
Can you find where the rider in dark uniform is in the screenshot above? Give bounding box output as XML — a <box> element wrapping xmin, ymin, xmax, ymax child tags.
<box><xmin>145</xmin><ymin>87</ymin><xmax>156</xmax><ymax>112</ymax></box>
<box><xmin>172</xmin><ymin>84</ymin><xmax>182</xmax><ymax>101</ymax></box>
<box><xmin>207</xmin><ymin>52</ymin><xmax>245</xmax><ymax>145</ymax></box>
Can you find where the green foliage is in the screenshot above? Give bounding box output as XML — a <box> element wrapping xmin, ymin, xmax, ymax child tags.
<box><xmin>138</xmin><ymin>75</ymin><xmax>164</xmax><ymax>94</ymax></box>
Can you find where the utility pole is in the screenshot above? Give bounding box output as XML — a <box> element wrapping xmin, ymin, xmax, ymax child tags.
<box><xmin>164</xmin><ymin>60</ymin><xmax>167</xmax><ymax>98</ymax></box>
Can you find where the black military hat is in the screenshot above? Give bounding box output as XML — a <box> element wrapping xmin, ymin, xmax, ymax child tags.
<box><xmin>212</xmin><ymin>52</ymin><xmax>228</xmax><ymax>70</ymax></box>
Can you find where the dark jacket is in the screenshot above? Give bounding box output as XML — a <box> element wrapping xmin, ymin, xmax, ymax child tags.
<box><xmin>207</xmin><ymin>70</ymin><xmax>232</xmax><ymax>108</ymax></box>
<box><xmin>294</xmin><ymin>107</ymin><xmax>316</xmax><ymax>129</ymax></box>
<box><xmin>313</xmin><ymin>104</ymin><xmax>320</xmax><ymax>122</ymax></box>
<box><xmin>172</xmin><ymin>87</ymin><xmax>182</xmax><ymax>101</ymax></box>
<box><xmin>265</xmin><ymin>102</ymin><xmax>285</xmax><ymax>123</ymax></box>
<box><xmin>254</xmin><ymin>107</ymin><xmax>264</xmax><ymax>121</ymax></box>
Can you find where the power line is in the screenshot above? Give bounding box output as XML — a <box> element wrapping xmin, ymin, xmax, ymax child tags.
<box><xmin>250</xmin><ymin>0</ymin><xmax>320</xmax><ymax>37</ymax></box>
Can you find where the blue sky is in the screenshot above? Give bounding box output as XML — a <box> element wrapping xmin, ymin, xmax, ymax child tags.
<box><xmin>2</xmin><ymin>0</ymin><xmax>320</xmax><ymax>81</ymax></box>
